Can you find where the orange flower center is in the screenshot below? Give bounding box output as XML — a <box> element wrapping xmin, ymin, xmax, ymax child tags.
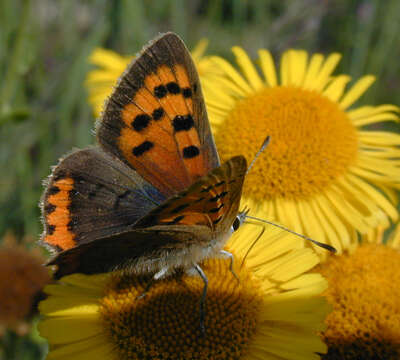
<box><xmin>317</xmin><ymin>244</ymin><xmax>400</xmax><ymax>359</ymax></box>
<box><xmin>99</xmin><ymin>258</ymin><xmax>263</xmax><ymax>360</ymax></box>
<box><xmin>214</xmin><ymin>86</ymin><xmax>358</xmax><ymax>201</ymax></box>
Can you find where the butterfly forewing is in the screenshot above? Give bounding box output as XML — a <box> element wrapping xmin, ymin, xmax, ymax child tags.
<box><xmin>98</xmin><ymin>32</ymin><xmax>219</xmax><ymax>198</ymax></box>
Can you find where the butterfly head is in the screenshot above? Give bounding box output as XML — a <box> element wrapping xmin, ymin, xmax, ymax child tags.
<box><xmin>231</xmin><ymin>207</ymin><xmax>250</xmax><ymax>233</ymax></box>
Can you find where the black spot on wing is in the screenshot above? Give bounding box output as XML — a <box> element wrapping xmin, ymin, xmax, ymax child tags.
<box><xmin>132</xmin><ymin>141</ymin><xmax>154</xmax><ymax>157</ymax></box>
<box><xmin>152</xmin><ymin>108</ymin><xmax>164</xmax><ymax>120</ymax></box>
<box><xmin>45</xmin><ymin>203</ymin><xmax>56</xmax><ymax>214</ymax></box>
<box><xmin>200</xmin><ymin>185</ymin><xmax>213</xmax><ymax>193</ymax></box>
<box><xmin>209</xmin><ymin>191</ymin><xmax>228</xmax><ymax>202</ymax></box>
<box><xmin>132</xmin><ymin>114</ymin><xmax>151</xmax><ymax>131</ymax></box>
<box><xmin>47</xmin><ymin>224</ymin><xmax>55</xmax><ymax>235</ymax></box>
<box><xmin>48</xmin><ymin>186</ymin><xmax>60</xmax><ymax>195</ymax></box>
<box><xmin>153</xmin><ymin>202</ymin><xmax>170</xmax><ymax>213</ymax></box>
<box><xmin>209</xmin><ymin>204</ymin><xmax>224</xmax><ymax>213</ymax></box>
<box><xmin>154</xmin><ymin>85</ymin><xmax>167</xmax><ymax>98</ymax></box>
<box><xmin>182</xmin><ymin>87</ymin><xmax>192</xmax><ymax>98</ymax></box>
<box><xmin>173</xmin><ymin>115</ymin><xmax>194</xmax><ymax>132</ymax></box>
<box><xmin>67</xmin><ymin>218</ymin><xmax>77</xmax><ymax>231</ymax></box>
<box><xmin>182</xmin><ymin>145</ymin><xmax>200</xmax><ymax>159</ymax></box>
<box><xmin>213</xmin><ymin>216</ymin><xmax>222</xmax><ymax>225</ymax></box>
<box><xmin>165</xmin><ymin>215</ymin><xmax>185</xmax><ymax>225</ymax></box>
<box><xmin>53</xmin><ymin>171</ymin><xmax>67</xmax><ymax>181</ymax></box>
<box><xmin>171</xmin><ymin>203</ymin><xmax>190</xmax><ymax>214</ymax></box>
<box><xmin>166</xmin><ymin>82</ymin><xmax>180</xmax><ymax>94</ymax></box>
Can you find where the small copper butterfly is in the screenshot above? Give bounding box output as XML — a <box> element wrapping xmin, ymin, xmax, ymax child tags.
<box><xmin>40</xmin><ymin>33</ymin><xmax>247</xmax><ymax>281</ymax></box>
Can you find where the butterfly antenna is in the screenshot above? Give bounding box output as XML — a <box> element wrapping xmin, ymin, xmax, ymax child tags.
<box><xmin>240</xmin><ymin>221</ymin><xmax>265</xmax><ymax>268</ymax></box>
<box><xmin>245</xmin><ymin>215</ymin><xmax>337</xmax><ymax>253</ymax></box>
<box><xmin>246</xmin><ymin>135</ymin><xmax>271</xmax><ymax>175</ymax></box>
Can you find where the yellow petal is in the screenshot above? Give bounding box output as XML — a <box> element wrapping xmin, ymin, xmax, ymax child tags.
<box><xmin>303</xmin><ymin>53</ymin><xmax>324</xmax><ymax>89</ymax></box>
<box><xmin>346</xmin><ymin>174</ymin><xmax>399</xmax><ymax>221</ymax></box>
<box><xmin>280</xmin><ymin>50</ymin><xmax>290</xmax><ymax>86</ymax></box>
<box><xmin>349</xmin><ymin>165</ymin><xmax>400</xmax><ymax>185</ymax></box>
<box><xmin>351</xmin><ymin>112</ymin><xmax>399</xmax><ymax>126</ymax></box>
<box><xmin>232</xmin><ymin>46</ymin><xmax>264</xmax><ymax>91</ymax></box>
<box><xmin>258</xmin><ymin>49</ymin><xmax>277</xmax><ymax>87</ymax></box>
<box><xmin>210</xmin><ymin>56</ymin><xmax>253</xmax><ymax>95</ymax></box>
<box><xmin>339</xmin><ymin>75</ymin><xmax>375</xmax><ymax>109</ymax></box>
<box><xmin>323</xmin><ymin>75</ymin><xmax>351</xmax><ymax>102</ymax></box>
<box><xmin>43</xmin><ymin>284</ymin><xmax>102</xmax><ymax>299</ymax></box>
<box><xmin>47</xmin><ymin>335</ymin><xmax>112</xmax><ymax>360</ymax></box>
<box><xmin>312</xmin><ymin>53</ymin><xmax>341</xmax><ymax>91</ymax></box>
<box><xmin>308</xmin><ymin>197</ymin><xmax>343</xmax><ymax>254</ymax></box>
<box><xmin>190</xmin><ymin>38</ymin><xmax>209</xmax><ymax>61</ymax></box>
<box><xmin>40</xmin><ymin>297</ymin><xmax>99</xmax><ymax>316</ymax></box>
<box><xmin>359</xmin><ymin>131</ymin><xmax>400</xmax><ymax>145</ymax></box>
<box><xmin>255</xmin><ymin>326</ymin><xmax>327</xmax><ymax>359</ymax></box>
<box><xmin>347</xmin><ymin>104</ymin><xmax>399</xmax><ymax>120</ymax></box>
<box><xmin>314</xmin><ymin>195</ymin><xmax>351</xmax><ymax>248</ymax></box>
<box><xmin>325</xmin><ymin>186</ymin><xmax>370</xmax><ymax>233</ymax></box>
<box><xmin>60</xmin><ymin>273</ymin><xmax>109</xmax><ymax>291</ymax></box>
<box><xmin>89</xmin><ymin>48</ymin><xmax>132</xmax><ymax>70</ymax></box>
<box><xmin>38</xmin><ymin>317</ymin><xmax>102</xmax><ymax>345</ymax></box>
<box><xmin>262</xmin><ymin>249</ymin><xmax>320</xmax><ymax>282</ymax></box>
<box><xmin>85</xmin><ymin>70</ymin><xmax>122</xmax><ymax>83</ymax></box>
<box><xmin>296</xmin><ymin>199</ymin><xmax>340</xmax><ymax>254</ymax></box>
<box><xmin>261</xmin><ymin>293</ymin><xmax>328</xmax><ymax>320</ymax></box>
<box><xmin>288</xmin><ymin>50</ymin><xmax>308</xmax><ymax>86</ymax></box>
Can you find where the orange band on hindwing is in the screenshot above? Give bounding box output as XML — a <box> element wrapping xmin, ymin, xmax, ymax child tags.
<box><xmin>43</xmin><ymin>177</ymin><xmax>76</xmax><ymax>250</ymax></box>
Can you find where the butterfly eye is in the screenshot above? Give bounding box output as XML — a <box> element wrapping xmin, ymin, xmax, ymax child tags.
<box><xmin>232</xmin><ymin>216</ymin><xmax>241</xmax><ymax>232</ymax></box>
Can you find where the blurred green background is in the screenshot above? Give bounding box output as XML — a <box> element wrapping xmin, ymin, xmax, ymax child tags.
<box><xmin>1</xmin><ymin>0</ymin><xmax>400</xmax><ymax>358</ymax></box>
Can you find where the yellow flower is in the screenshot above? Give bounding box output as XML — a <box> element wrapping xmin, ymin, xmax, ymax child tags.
<box><xmin>316</xmin><ymin>225</ymin><xmax>400</xmax><ymax>359</ymax></box>
<box><xmin>86</xmin><ymin>39</ymin><xmax>216</xmax><ymax>118</ymax></box>
<box><xmin>202</xmin><ymin>48</ymin><xmax>400</xmax><ymax>257</ymax></box>
<box><xmin>39</xmin><ymin>226</ymin><xmax>329</xmax><ymax>360</ymax></box>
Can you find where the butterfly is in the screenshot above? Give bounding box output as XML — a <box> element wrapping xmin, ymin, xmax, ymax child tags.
<box><xmin>40</xmin><ymin>32</ymin><xmax>248</xmax><ymax>283</ymax></box>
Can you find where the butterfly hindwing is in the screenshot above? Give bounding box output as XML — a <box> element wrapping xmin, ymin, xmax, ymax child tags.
<box><xmin>41</xmin><ymin>148</ymin><xmax>166</xmax><ymax>252</ymax></box>
<box><xmin>47</xmin><ymin>156</ymin><xmax>247</xmax><ymax>279</ymax></box>
<box><xmin>135</xmin><ymin>156</ymin><xmax>247</xmax><ymax>231</ymax></box>
<box><xmin>47</xmin><ymin>228</ymin><xmax>205</xmax><ymax>279</ymax></box>
<box><xmin>97</xmin><ymin>32</ymin><xmax>219</xmax><ymax>198</ymax></box>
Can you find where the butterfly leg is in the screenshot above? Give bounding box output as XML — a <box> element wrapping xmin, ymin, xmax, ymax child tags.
<box><xmin>137</xmin><ymin>267</ymin><xmax>170</xmax><ymax>299</ymax></box>
<box><xmin>194</xmin><ymin>264</ymin><xmax>208</xmax><ymax>335</ymax></box>
<box><xmin>220</xmin><ymin>250</ymin><xmax>239</xmax><ymax>282</ymax></box>
<box><xmin>136</xmin><ymin>278</ymin><xmax>155</xmax><ymax>300</ymax></box>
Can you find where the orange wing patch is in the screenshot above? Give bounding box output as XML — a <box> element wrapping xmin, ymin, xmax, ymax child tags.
<box><xmin>138</xmin><ymin>178</ymin><xmax>230</xmax><ymax>229</ymax></box>
<box><xmin>43</xmin><ymin>177</ymin><xmax>76</xmax><ymax>250</ymax></box>
<box><xmin>116</xmin><ymin>63</ymin><xmax>207</xmax><ymax>197</ymax></box>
